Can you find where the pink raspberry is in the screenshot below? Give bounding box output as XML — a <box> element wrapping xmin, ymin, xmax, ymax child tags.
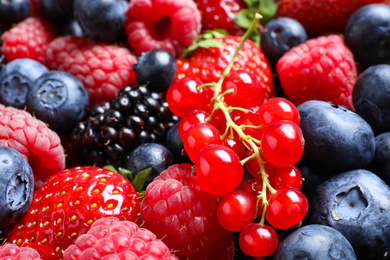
<box><xmin>140</xmin><ymin>164</ymin><xmax>234</xmax><ymax>260</ymax></box>
<box><xmin>0</xmin><ymin>244</ymin><xmax>41</xmax><ymax>259</ymax></box>
<box><xmin>125</xmin><ymin>0</ymin><xmax>201</xmax><ymax>57</ymax></box>
<box><xmin>63</xmin><ymin>217</ymin><xmax>178</xmax><ymax>260</ymax></box>
<box><xmin>1</xmin><ymin>16</ymin><xmax>57</xmax><ymax>64</ymax></box>
<box><xmin>0</xmin><ymin>104</ymin><xmax>65</xmax><ymax>188</ymax></box>
<box><xmin>277</xmin><ymin>34</ymin><xmax>357</xmax><ymax>110</ymax></box>
<box><xmin>45</xmin><ymin>36</ymin><xmax>138</xmax><ymax>104</ymax></box>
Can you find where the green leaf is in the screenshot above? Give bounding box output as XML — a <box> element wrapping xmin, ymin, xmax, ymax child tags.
<box><xmin>198</xmin><ymin>39</ymin><xmax>223</xmax><ymax>49</ymax></box>
<box><xmin>104</xmin><ymin>165</ymin><xmax>118</xmax><ymax>173</ymax></box>
<box><xmin>118</xmin><ymin>167</ymin><xmax>134</xmax><ymax>183</ymax></box>
<box><xmin>259</xmin><ymin>0</ymin><xmax>279</xmax><ymax>24</ymax></box>
<box><xmin>132</xmin><ymin>168</ymin><xmax>152</xmax><ymax>192</ymax></box>
<box><xmin>235</xmin><ymin>9</ymin><xmax>257</xmax><ymax>29</ymax></box>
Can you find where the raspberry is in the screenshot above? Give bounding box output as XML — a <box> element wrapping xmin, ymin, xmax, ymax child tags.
<box><xmin>0</xmin><ymin>104</ymin><xmax>65</xmax><ymax>188</ymax></box>
<box><xmin>45</xmin><ymin>36</ymin><xmax>138</xmax><ymax>104</ymax></box>
<box><xmin>125</xmin><ymin>0</ymin><xmax>201</xmax><ymax>57</ymax></box>
<box><xmin>0</xmin><ymin>244</ymin><xmax>41</xmax><ymax>259</ymax></box>
<box><xmin>63</xmin><ymin>217</ymin><xmax>178</xmax><ymax>260</ymax></box>
<box><xmin>276</xmin><ymin>34</ymin><xmax>357</xmax><ymax>109</ymax></box>
<box><xmin>140</xmin><ymin>164</ymin><xmax>234</xmax><ymax>260</ymax></box>
<box><xmin>1</xmin><ymin>16</ymin><xmax>57</xmax><ymax>64</ymax></box>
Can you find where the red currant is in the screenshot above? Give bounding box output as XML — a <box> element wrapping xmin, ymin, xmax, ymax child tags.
<box><xmin>261</xmin><ymin>120</ymin><xmax>304</xmax><ymax>167</ymax></box>
<box><xmin>258</xmin><ymin>97</ymin><xmax>300</xmax><ymax>127</ymax></box>
<box><xmin>239</xmin><ymin>223</ymin><xmax>278</xmax><ymax>257</ymax></box>
<box><xmin>222</xmin><ymin>134</ymin><xmax>246</xmax><ymax>160</ymax></box>
<box><xmin>217</xmin><ymin>190</ymin><xmax>256</xmax><ymax>232</ymax></box>
<box><xmin>182</xmin><ymin>123</ymin><xmax>222</xmax><ymax>163</ymax></box>
<box><xmin>266</xmin><ymin>165</ymin><xmax>303</xmax><ymax>190</ymax></box>
<box><xmin>178</xmin><ymin>110</ymin><xmax>210</xmax><ymax>139</ymax></box>
<box><xmin>195</xmin><ymin>144</ymin><xmax>243</xmax><ymax>195</ymax></box>
<box><xmin>221</xmin><ymin>69</ymin><xmax>266</xmax><ymax>109</ymax></box>
<box><xmin>166</xmin><ymin>77</ymin><xmax>213</xmax><ymax>117</ymax></box>
<box><xmin>243</xmin><ymin>148</ymin><xmax>263</xmax><ymax>178</ymax></box>
<box><xmin>242</xmin><ymin>105</ymin><xmax>264</xmax><ymax>142</ymax></box>
<box><xmin>238</xmin><ymin>178</ymin><xmax>264</xmax><ymax>216</ymax></box>
<box><xmin>265</xmin><ymin>187</ymin><xmax>308</xmax><ymax>230</ymax></box>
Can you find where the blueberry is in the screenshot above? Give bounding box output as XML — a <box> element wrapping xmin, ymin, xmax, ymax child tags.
<box><xmin>367</xmin><ymin>132</ymin><xmax>390</xmax><ymax>186</ymax></box>
<box><xmin>0</xmin><ymin>146</ymin><xmax>34</xmax><ymax>230</ymax></box>
<box><xmin>0</xmin><ymin>58</ymin><xmax>49</xmax><ymax>109</ymax></box>
<box><xmin>40</xmin><ymin>0</ymin><xmax>73</xmax><ymax>24</ymax></box>
<box><xmin>352</xmin><ymin>64</ymin><xmax>390</xmax><ymax>135</ymax></box>
<box><xmin>344</xmin><ymin>4</ymin><xmax>390</xmax><ymax>69</ymax></box>
<box><xmin>0</xmin><ymin>0</ymin><xmax>30</xmax><ymax>26</ymax></box>
<box><xmin>260</xmin><ymin>17</ymin><xmax>308</xmax><ymax>69</ymax></box>
<box><xmin>166</xmin><ymin>123</ymin><xmax>191</xmax><ymax>164</ymax></box>
<box><xmin>126</xmin><ymin>143</ymin><xmax>174</xmax><ymax>184</ymax></box>
<box><xmin>133</xmin><ymin>50</ymin><xmax>177</xmax><ymax>92</ymax></box>
<box><xmin>60</xmin><ymin>19</ymin><xmax>85</xmax><ymax>37</ymax></box>
<box><xmin>73</xmin><ymin>0</ymin><xmax>128</xmax><ymax>43</ymax></box>
<box><xmin>26</xmin><ymin>71</ymin><xmax>89</xmax><ymax>134</ymax></box>
<box><xmin>273</xmin><ymin>224</ymin><xmax>357</xmax><ymax>260</ymax></box>
<box><xmin>298</xmin><ymin>100</ymin><xmax>375</xmax><ymax>174</ymax></box>
<box><xmin>308</xmin><ymin>169</ymin><xmax>390</xmax><ymax>259</ymax></box>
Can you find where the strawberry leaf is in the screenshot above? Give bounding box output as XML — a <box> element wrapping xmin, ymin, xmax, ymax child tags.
<box><xmin>132</xmin><ymin>168</ymin><xmax>152</xmax><ymax>192</ymax></box>
<box><xmin>181</xmin><ymin>29</ymin><xmax>228</xmax><ymax>58</ymax></box>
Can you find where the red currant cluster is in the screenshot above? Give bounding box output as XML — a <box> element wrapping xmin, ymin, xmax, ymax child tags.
<box><xmin>167</xmin><ymin>14</ymin><xmax>308</xmax><ymax>258</ymax></box>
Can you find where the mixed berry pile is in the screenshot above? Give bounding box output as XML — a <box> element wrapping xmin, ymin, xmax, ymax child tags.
<box><xmin>1</xmin><ymin>0</ymin><xmax>390</xmax><ymax>259</ymax></box>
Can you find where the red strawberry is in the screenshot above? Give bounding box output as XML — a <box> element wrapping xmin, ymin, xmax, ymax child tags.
<box><xmin>7</xmin><ymin>166</ymin><xmax>140</xmax><ymax>260</ymax></box>
<box><xmin>176</xmin><ymin>35</ymin><xmax>275</xmax><ymax>101</ymax></box>
<box><xmin>140</xmin><ymin>163</ymin><xmax>234</xmax><ymax>260</ymax></box>
<box><xmin>195</xmin><ymin>0</ymin><xmax>247</xmax><ymax>35</ymax></box>
<box><xmin>125</xmin><ymin>0</ymin><xmax>201</xmax><ymax>58</ymax></box>
<box><xmin>276</xmin><ymin>34</ymin><xmax>357</xmax><ymax>109</ymax></box>
<box><xmin>1</xmin><ymin>16</ymin><xmax>57</xmax><ymax>64</ymax></box>
<box><xmin>276</xmin><ymin>0</ymin><xmax>390</xmax><ymax>37</ymax></box>
<box><xmin>45</xmin><ymin>36</ymin><xmax>137</xmax><ymax>105</ymax></box>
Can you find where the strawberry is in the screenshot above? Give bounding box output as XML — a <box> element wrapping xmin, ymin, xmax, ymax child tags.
<box><xmin>175</xmin><ymin>34</ymin><xmax>275</xmax><ymax>101</ymax></box>
<box><xmin>195</xmin><ymin>0</ymin><xmax>247</xmax><ymax>35</ymax></box>
<box><xmin>276</xmin><ymin>0</ymin><xmax>390</xmax><ymax>37</ymax></box>
<box><xmin>7</xmin><ymin>166</ymin><xmax>140</xmax><ymax>260</ymax></box>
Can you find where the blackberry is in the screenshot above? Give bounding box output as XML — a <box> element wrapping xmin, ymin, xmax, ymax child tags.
<box><xmin>70</xmin><ymin>85</ymin><xmax>179</xmax><ymax>168</ymax></box>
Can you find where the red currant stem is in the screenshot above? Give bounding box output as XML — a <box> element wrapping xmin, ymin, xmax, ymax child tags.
<box><xmin>259</xmin><ymin>204</ymin><xmax>268</xmax><ymax>226</ymax></box>
<box><xmin>197</xmin><ymin>82</ymin><xmax>216</xmax><ymax>91</ymax></box>
<box><xmin>254</xmin><ymin>195</ymin><xmax>262</xmax><ymax>219</ymax></box>
<box><xmin>240</xmin><ymin>124</ymin><xmax>262</xmax><ymax>130</ymax></box>
<box><xmin>220</xmin><ymin>88</ymin><xmax>236</xmax><ymax>99</ymax></box>
<box><xmin>213</xmin><ymin>13</ymin><xmax>263</xmax><ymax>98</ymax></box>
<box><xmin>220</xmin><ymin>124</ymin><xmax>232</xmax><ymax>140</ymax></box>
<box><xmin>228</xmin><ymin>107</ymin><xmax>249</xmax><ymax>113</ymax></box>
<box><xmin>240</xmin><ymin>153</ymin><xmax>256</xmax><ymax>166</ymax></box>
<box><xmin>247</xmin><ymin>136</ymin><xmax>262</xmax><ymax>145</ymax></box>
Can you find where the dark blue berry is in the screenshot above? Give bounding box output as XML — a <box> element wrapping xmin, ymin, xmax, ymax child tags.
<box><xmin>260</xmin><ymin>17</ymin><xmax>307</xmax><ymax>69</ymax></box>
<box><xmin>60</xmin><ymin>19</ymin><xmax>85</xmax><ymax>37</ymax></box>
<box><xmin>308</xmin><ymin>169</ymin><xmax>390</xmax><ymax>260</ymax></box>
<box><xmin>0</xmin><ymin>58</ymin><xmax>49</xmax><ymax>109</ymax></box>
<box><xmin>0</xmin><ymin>0</ymin><xmax>30</xmax><ymax>26</ymax></box>
<box><xmin>40</xmin><ymin>0</ymin><xmax>73</xmax><ymax>24</ymax></box>
<box><xmin>298</xmin><ymin>100</ymin><xmax>375</xmax><ymax>174</ymax></box>
<box><xmin>166</xmin><ymin>122</ymin><xmax>191</xmax><ymax>164</ymax></box>
<box><xmin>26</xmin><ymin>71</ymin><xmax>89</xmax><ymax>134</ymax></box>
<box><xmin>344</xmin><ymin>4</ymin><xmax>390</xmax><ymax>69</ymax></box>
<box><xmin>274</xmin><ymin>224</ymin><xmax>357</xmax><ymax>260</ymax></box>
<box><xmin>367</xmin><ymin>132</ymin><xmax>390</xmax><ymax>186</ymax></box>
<box><xmin>126</xmin><ymin>143</ymin><xmax>174</xmax><ymax>184</ymax></box>
<box><xmin>133</xmin><ymin>49</ymin><xmax>177</xmax><ymax>92</ymax></box>
<box><xmin>352</xmin><ymin>64</ymin><xmax>390</xmax><ymax>135</ymax></box>
<box><xmin>0</xmin><ymin>146</ymin><xmax>34</xmax><ymax>230</ymax></box>
<box><xmin>73</xmin><ymin>0</ymin><xmax>128</xmax><ymax>43</ymax></box>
